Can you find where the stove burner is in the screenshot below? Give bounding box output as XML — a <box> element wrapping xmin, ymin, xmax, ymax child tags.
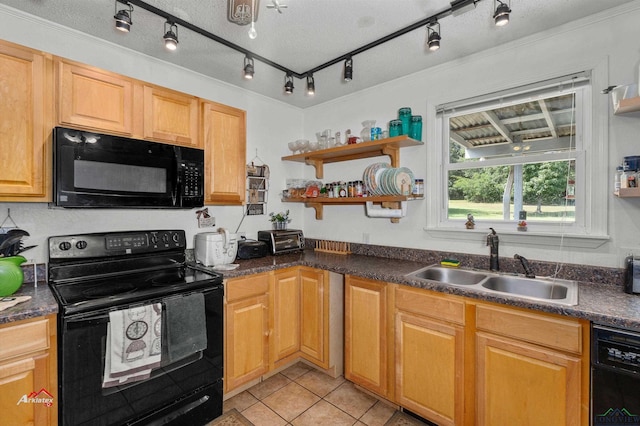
<box><xmin>150</xmin><ymin>269</ymin><xmax>186</xmax><ymax>286</ymax></box>
<box><xmin>81</xmin><ymin>283</ymin><xmax>137</xmax><ymax>299</ymax></box>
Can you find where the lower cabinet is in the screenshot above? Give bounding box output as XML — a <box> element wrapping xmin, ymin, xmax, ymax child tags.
<box><xmin>474</xmin><ymin>303</ymin><xmax>588</xmax><ymax>426</ymax></box>
<box><xmin>344</xmin><ymin>275</ymin><xmax>390</xmax><ymax>398</ymax></box>
<box><xmin>225</xmin><ymin>267</ymin><xmax>339</xmax><ymax>395</ymax></box>
<box><xmin>0</xmin><ymin>314</ymin><xmax>57</xmax><ymax>426</ymax></box>
<box><xmin>224</xmin><ymin>273</ymin><xmax>270</xmax><ymax>393</ymax></box>
<box><xmin>394</xmin><ymin>286</ymin><xmax>465</xmax><ymax>426</ymax></box>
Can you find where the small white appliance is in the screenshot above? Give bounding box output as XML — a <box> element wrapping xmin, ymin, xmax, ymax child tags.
<box><xmin>195</xmin><ymin>228</ymin><xmax>238</xmax><ymax>266</ymax></box>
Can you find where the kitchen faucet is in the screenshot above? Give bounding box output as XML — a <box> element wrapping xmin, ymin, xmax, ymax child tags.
<box><xmin>514</xmin><ymin>254</ymin><xmax>536</xmax><ymax>278</ymax></box>
<box><xmin>486</xmin><ymin>228</ymin><xmax>499</xmax><ymax>271</ymax></box>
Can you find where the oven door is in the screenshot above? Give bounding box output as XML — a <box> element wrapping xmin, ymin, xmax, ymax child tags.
<box><xmin>58</xmin><ymin>287</ymin><xmax>222</xmax><ymax>426</ymax></box>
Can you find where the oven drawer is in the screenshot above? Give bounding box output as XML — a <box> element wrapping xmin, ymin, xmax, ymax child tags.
<box><xmin>0</xmin><ymin>318</ymin><xmax>50</xmax><ymax>362</ymax></box>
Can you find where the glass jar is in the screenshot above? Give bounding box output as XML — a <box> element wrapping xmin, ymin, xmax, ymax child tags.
<box><xmin>347</xmin><ymin>181</ymin><xmax>356</xmax><ymax>197</ymax></box>
<box><xmin>409</xmin><ymin>115</ymin><xmax>422</xmax><ymax>141</ymax></box>
<box><xmin>398</xmin><ymin>107</ymin><xmax>412</xmax><ymax>135</ymax></box>
<box><xmin>355</xmin><ymin>180</ymin><xmax>364</xmax><ymax>197</ymax></box>
<box><xmin>389</xmin><ymin>119</ymin><xmax>403</xmax><ymax>137</ymax></box>
<box><xmin>413</xmin><ymin>179</ymin><xmax>424</xmax><ymax>197</ymax></box>
<box><xmin>360</xmin><ymin>120</ymin><xmax>376</xmax><ymax>142</ymax></box>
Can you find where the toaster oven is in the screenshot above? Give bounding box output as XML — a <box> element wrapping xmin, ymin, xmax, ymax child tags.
<box><xmin>257</xmin><ymin>229</ymin><xmax>304</xmax><ymax>255</ymax></box>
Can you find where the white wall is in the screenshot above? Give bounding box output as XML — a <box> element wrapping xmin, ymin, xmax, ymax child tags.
<box><xmin>300</xmin><ymin>2</ymin><xmax>640</xmax><ymax>268</ymax></box>
<box><xmin>0</xmin><ymin>5</ymin><xmax>305</xmax><ymax>264</ymax></box>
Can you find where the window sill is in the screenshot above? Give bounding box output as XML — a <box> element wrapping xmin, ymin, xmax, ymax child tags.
<box><xmin>424</xmin><ymin>227</ymin><xmax>610</xmax><ymax>249</ymax></box>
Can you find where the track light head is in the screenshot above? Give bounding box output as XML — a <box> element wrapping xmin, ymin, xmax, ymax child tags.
<box><xmin>284</xmin><ymin>73</ymin><xmax>294</xmax><ymax>95</ymax></box>
<box><xmin>163</xmin><ymin>22</ymin><xmax>178</xmax><ymax>50</ymax></box>
<box><xmin>114</xmin><ymin>1</ymin><xmax>133</xmax><ymax>32</ymax></box>
<box><xmin>343</xmin><ymin>57</ymin><xmax>353</xmax><ymax>82</ymax></box>
<box><xmin>306</xmin><ymin>74</ymin><xmax>315</xmax><ymax>96</ymax></box>
<box><xmin>427</xmin><ymin>21</ymin><xmax>441</xmax><ymax>51</ymax></box>
<box><xmin>243</xmin><ymin>56</ymin><xmax>255</xmax><ymax>80</ymax></box>
<box><xmin>494</xmin><ymin>0</ymin><xmax>511</xmax><ymax>26</ymax></box>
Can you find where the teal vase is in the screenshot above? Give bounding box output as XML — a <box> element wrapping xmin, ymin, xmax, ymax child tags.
<box><xmin>0</xmin><ymin>255</ymin><xmax>26</xmax><ymax>297</ymax></box>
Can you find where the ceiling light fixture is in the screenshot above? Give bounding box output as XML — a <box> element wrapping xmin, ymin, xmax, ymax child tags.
<box><xmin>306</xmin><ymin>74</ymin><xmax>315</xmax><ymax>95</ymax></box>
<box><xmin>114</xmin><ymin>1</ymin><xmax>133</xmax><ymax>32</ymax></box>
<box><xmin>343</xmin><ymin>57</ymin><xmax>353</xmax><ymax>82</ymax></box>
<box><xmin>427</xmin><ymin>20</ymin><xmax>441</xmax><ymax>51</ymax></box>
<box><xmin>163</xmin><ymin>21</ymin><xmax>178</xmax><ymax>50</ymax></box>
<box><xmin>243</xmin><ymin>56</ymin><xmax>255</xmax><ymax>79</ymax></box>
<box><xmin>284</xmin><ymin>73</ymin><xmax>294</xmax><ymax>95</ymax></box>
<box><xmin>493</xmin><ymin>0</ymin><xmax>511</xmax><ymax>26</ymax></box>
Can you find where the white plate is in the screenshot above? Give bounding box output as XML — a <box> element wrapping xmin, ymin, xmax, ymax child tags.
<box><xmin>213</xmin><ymin>263</ymin><xmax>240</xmax><ymax>271</ymax></box>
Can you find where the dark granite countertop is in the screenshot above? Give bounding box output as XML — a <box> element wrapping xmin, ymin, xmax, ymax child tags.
<box><xmin>0</xmin><ymin>282</ymin><xmax>58</xmax><ymax>325</ymax></box>
<box><xmin>195</xmin><ymin>250</ymin><xmax>640</xmax><ymax>330</ymax></box>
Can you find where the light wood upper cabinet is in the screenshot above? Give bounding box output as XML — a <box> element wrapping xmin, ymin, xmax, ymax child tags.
<box><xmin>0</xmin><ymin>40</ymin><xmax>52</xmax><ymax>201</ymax></box>
<box><xmin>395</xmin><ymin>286</ymin><xmax>465</xmax><ymax>426</ymax></box>
<box><xmin>345</xmin><ymin>275</ymin><xmax>389</xmax><ymax>398</ymax></box>
<box><xmin>142</xmin><ymin>85</ymin><xmax>200</xmax><ymax>147</ymax></box>
<box><xmin>56</xmin><ymin>59</ymin><xmax>134</xmax><ymax>136</ymax></box>
<box><xmin>224</xmin><ymin>274</ymin><xmax>270</xmax><ymax>393</ymax></box>
<box><xmin>201</xmin><ymin>101</ymin><xmax>246</xmax><ymax>205</ymax></box>
<box><xmin>271</xmin><ymin>268</ymin><xmax>300</xmax><ymax>367</ymax></box>
<box><xmin>0</xmin><ymin>315</ymin><xmax>57</xmax><ymax>426</ymax></box>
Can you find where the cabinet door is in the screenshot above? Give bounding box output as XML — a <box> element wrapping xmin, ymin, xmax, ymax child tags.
<box><xmin>300</xmin><ymin>268</ymin><xmax>328</xmax><ymax>367</ymax></box>
<box><xmin>143</xmin><ymin>85</ymin><xmax>199</xmax><ymax>147</ymax></box>
<box><xmin>57</xmin><ymin>59</ymin><xmax>134</xmax><ymax>135</ymax></box>
<box><xmin>476</xmin><ymin>332</ymin><xmax>582</xmax><ymax>426</ymax></box>
<box><xmin>224</xmin><ymin>294</ymin><xmax>269</xmax><ymax>393</ymax></box>
<box><xmin>201</xmin><ymin>101</ymin><xmax>246</xmax><ymax>205</ymax></box>
<box><xmin>345</xmin><ymin>276</ymin><xmax>388</xmax><ymax>397</ymax></box>
<box><xmin>0</xmin><ymin>41</ymin><xmax>52</xmax><ymax>201</ymax></box>
<box><xmin>271</xmin><ymin>269</ymin><xmax>300</xmax><ymax>365</ymax></box>
<box><xmin>395</xmin><ymin>312</ymin><xmax>463</xmax><ymax>426</ymax></box>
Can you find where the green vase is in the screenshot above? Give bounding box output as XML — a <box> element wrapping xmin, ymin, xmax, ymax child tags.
<box><xmin>0</xmin><ymin>255</ymin><xmax>26</xmax><ymax>297</ymax></box>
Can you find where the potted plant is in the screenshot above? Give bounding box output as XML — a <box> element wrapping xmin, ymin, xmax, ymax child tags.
<box><xmin>269</xmin><ymin>210</ymin><xmax>291</xmax><ymax>230</ymax></box>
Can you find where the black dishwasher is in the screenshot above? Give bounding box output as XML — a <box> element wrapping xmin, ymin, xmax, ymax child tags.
<box><xmin>592</xmin><ymin>324</ymin><xmax>640</xmax><ymax>426</ymax></box>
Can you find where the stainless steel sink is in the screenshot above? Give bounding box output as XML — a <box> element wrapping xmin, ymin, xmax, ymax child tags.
<box><xmin>407</xmin><ymin>266</ymin><xmax>487</xmax><ymax>285</ymax></box>
<box><xmin>481</xmin><ymin>275</ymin><xmax>577</xmax><ymax>304</ymax></box>
<box><xmin>405</xmin><ymin>265</ymin><xmax>578</xmax><ymax>305</ymax></box>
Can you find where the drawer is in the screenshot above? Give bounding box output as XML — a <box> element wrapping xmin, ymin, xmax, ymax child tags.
<box><xmin>396</xmin><ymin>286</ymin><xmax>465</xmax><ymax>325</ymax></box>
<box><xmin>0</xmin><ymin>318</ymin><xmax>50</xmax><ymax>361</ymax></box>
<box><xmin>476</xmin><ymin>304</ymin><xmax>583</xmax><ymax>354</ymax></box>
<box><xmin>226</xmin><ymin>273</ymin><xmax>270</xmax><ymax>302</ymax></box>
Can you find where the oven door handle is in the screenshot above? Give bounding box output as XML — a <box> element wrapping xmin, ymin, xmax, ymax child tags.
<box><xmin>65</xmin><ymin>310</ymin><xmax>112</xmax><ymax>324</ymax></box>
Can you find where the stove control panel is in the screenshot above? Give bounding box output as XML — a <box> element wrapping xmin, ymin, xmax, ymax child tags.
<box><xmin>49</xmin><ymin>230</ymin><xmax>186</xmax><ymax>259</ymax></box>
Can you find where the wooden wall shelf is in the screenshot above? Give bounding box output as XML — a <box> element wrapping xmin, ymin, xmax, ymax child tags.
<box><xmin>615</xmin><ymin>187</ymin><xmax>640</xmax><ymax>197</ymax></box>
<box><xmin>282</xmin><ymin>136</ymin><xmax>423</xmax><ymax>179</ymax></box>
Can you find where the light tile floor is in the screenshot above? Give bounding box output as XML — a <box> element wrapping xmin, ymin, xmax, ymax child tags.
<box><xmin>223</xmin><ymin>362</ymin><xmax>403</xmax><ymax>426</ymax></box>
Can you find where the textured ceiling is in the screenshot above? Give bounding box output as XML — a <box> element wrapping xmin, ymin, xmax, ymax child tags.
<box><xmin>0</xmin><ymin>0</ymin><xmax>635</xmax><ymax>108</ymax></box>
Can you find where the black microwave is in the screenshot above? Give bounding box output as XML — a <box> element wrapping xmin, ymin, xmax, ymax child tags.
<box><xmin>53</xmin><ymin>127</ymin><xmax>204</xmax><ymax>208</ymax></box>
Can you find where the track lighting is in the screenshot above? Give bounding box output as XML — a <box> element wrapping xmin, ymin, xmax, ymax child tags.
<box><xmin>243</xmin><ymin>56</ymin><xmax>255</xmax><ymax>80</ymax></box>
<box><xmin>114</xmin><ymin>1</ymin><xmax>133</xmax><ymax>33</ymax></box>
<box><xmin>306</xmin><ymin>74</ymin><xmax>315</xmax><ymax>96</ymax></box>
<box><xmin>284</xmin><ymin>73</ymin><xmax>294</xmax><ymax>95</ymax></box>
<box><xmin>427</xmin><ymin>20</ymin><xmax>441</xmax><ymax>51</ymax></box>
<box><xmin>493</xmin><ymin>0</ymin><xmax>511</xmax><ymax>27</ymax></box>
<box><xmin>343</xmin><ymin>57</ymin><xmax>353</xmax><ymax>82</ymax></box>
<box><xmin>163</xmin><ymin>21</ymin><xmax>178</xmax><ymax>51</ymax></box>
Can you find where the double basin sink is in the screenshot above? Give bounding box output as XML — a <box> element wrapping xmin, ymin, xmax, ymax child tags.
<box><xmin>406</xmin><ymin>265</ymin><xmax>578</xmax><ymax>306</ymax></box>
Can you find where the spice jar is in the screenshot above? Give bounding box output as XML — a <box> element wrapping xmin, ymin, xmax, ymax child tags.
<box><xmin>355</xmin><ymin>180</ymin><xmax>364</xmax><ymax>197</ymax></box>
<box><xmin>347</xmin><ymin>181</ymin><xmax>356</xmax><ymax>197</ymax></box>
<box><xmin>413</xmin><ymin>179</ymin><xmax>424</xmax><ymax>197</ymax></box>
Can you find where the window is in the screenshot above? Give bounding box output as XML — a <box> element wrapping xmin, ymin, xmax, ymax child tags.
<box><xmin>432</xmin><ymin>72</ymin><xmax>601</xmax><ymax>238</ymax></box>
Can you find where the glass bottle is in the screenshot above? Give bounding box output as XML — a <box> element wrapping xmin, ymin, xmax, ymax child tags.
<box><xmin>615</xmin><ymin>165</ymin><xmax>623</xmax><ymax>192</ymax></box>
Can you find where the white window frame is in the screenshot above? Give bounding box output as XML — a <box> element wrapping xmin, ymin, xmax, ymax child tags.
<box><xmin>425</xmin><ymin>63</ymin><xmax>610</xmax><ymax>249</ymax></box>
